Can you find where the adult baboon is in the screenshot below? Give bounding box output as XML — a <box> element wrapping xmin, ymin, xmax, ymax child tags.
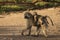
<box><xmin>21</xmin><ymin>11</ymin><xmax>34</xmax><ymax>36</ymax></box>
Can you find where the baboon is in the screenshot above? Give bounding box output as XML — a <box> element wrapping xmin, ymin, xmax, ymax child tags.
<box><xmin>21</xmin><ymin>11</ymin><xmax>54</xmax><ymax>37</ymax></box>
<box><xmin>21</xmin><ymin>11</ymin><xmax>34</xmax><ymax>36</ymax></box>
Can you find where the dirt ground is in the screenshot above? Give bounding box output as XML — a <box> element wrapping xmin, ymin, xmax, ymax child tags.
<box><xmin>0</xmin><ymin>35</ymin><xmax>60</xmax><ymax>40</ymax></box>
<box><xmin>0</xmin><ymin>7</ymin><xmax>60</xmax><ymax>35</ymax></box>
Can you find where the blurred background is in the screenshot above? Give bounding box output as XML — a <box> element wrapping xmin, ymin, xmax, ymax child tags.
<box><xmin>0</xmin><ymin>0</ymin><xmax>60</xmax><ymax>14</ymax></box>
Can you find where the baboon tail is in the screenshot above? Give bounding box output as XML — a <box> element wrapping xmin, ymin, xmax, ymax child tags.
<box><xmin>46</xmin><ymin>16</ymin><xmax>54</xmax><ymax>26</ymax></box>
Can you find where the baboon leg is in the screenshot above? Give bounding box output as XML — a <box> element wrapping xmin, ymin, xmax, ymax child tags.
<box><xmin>28</xmin><ymin>25</ymin><xmax>32</xmax><ymax>35</ymax></box>
<box><xmin>42</xmin><ymin>26</ymin><xmax>48</xmax><ymax>37</ymax></box>
<box><xmin>37</xmin><ymin>28</ymin><xmax>40</xmax><ymax>35</ymax></box>
<box><xmin>21</xmin><ymin>29</ymin><xmax>27</xmax><ymax>35</ymax></box>
<box><xmin>37</xmin><ymin>24</ymin><xmax>41</xmax><ymax>35</ymax></box>
<box><xmin>21</xmin><ymin>30</ymin><xmax>24</xmax><ymax>35</ymax></box>
<box><xmin>36</xmin><ymin>26</ymin><xmax>40</xmax><ymax>35</ymax></box>
<box><xmin>21</xmin><ymin>26</ymin><xmax>32</xmax><ymax>36</ymax></box>
<box><xmin>28</xmin><ymin>28</ymin><xmax>31</xmax><ymax>36</ymax></box>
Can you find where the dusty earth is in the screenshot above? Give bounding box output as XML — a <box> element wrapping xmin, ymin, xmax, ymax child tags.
<box><xmin>0</xmin><ymin>7</ymin><xmax>60</xmax><ymax>40</ymax></box>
